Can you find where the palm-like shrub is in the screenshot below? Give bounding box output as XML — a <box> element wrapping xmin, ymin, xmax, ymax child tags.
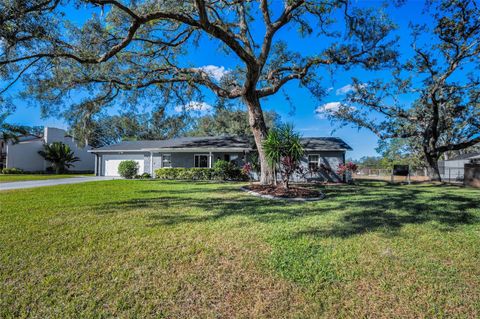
<box><xmin>263</xmin><ymin>124</ymin><xmax>304</xmax><ymax>188</ymax></box>
<box><xmin>38</xmin><ymin>142</ymin><xmax>80</xmax><ymax>174</ymax></box>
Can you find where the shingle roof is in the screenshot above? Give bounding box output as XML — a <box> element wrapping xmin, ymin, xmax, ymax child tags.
<box><xmin>91</xmin><ymin>136</ymin><xmax>352</xmax><ymax>152</ymax></box>
<box><xmin>301</xmin><ymin>137</ymin><xmax>352</xmax><ymax>150</ymax></box>
<box><xmin>92</xmin><ymin>136</ymin><xmax>251</xmax><ymax>151</ymax></box>
<box><xmin>446</xmin><ymin>152</ymin><xmax>480</xmax><ymax>161</ymax></box>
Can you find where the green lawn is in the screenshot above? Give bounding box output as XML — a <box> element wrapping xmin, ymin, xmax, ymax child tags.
<box><xmin>0</xmin><ymin>180</ymin><xmax>479</xmax><ymax>318</ymax></box>
<box><xmin>0</xmin><ymin>174</ymin><xmax>91</xmax><ymax>183</ymax></box>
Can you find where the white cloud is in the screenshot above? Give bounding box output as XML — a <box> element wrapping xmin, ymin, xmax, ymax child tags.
<box><xmin>174</xmin><ymin>101</ymin><xmax>213</xmax><ymax>113</ymax></box>
<box><xmin>315</xmin><ymin>101</ymin><xmax>356</xmax><ymax>119</ymax></box>
<box><xmin>315</xmin><ymin>102</ymin><xmax>342</xmax><ymax>119</ymax></box>
<box><xmin>336</xmin><ymin>84</ymin><xmax>354</xmax><ymax>95</ymax></box>
<box><xmin>197</xmin><ymin>65</ymin><xmax>229</xmax><ymax>81</ymax></box>
<box><xmin>335</xmin><ymin>83</ymin><xmax>368</xmax><ymax>95</ymax></box>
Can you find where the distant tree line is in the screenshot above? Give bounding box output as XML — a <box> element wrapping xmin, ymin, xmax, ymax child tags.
<box><xmin>67</xmin><ymin>106</ymin><xmax>281</xmax><ymax>148</ymax></box>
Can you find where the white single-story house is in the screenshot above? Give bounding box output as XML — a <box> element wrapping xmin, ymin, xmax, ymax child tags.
<box><xmin>90</xmin><ymin>136</ymin><xmax>352</xmax><ymax>182</ymax></box>
<box><xmin>0</xmin><ymin>127</ymin><xmax>94</xmax><ymax>172</ymax></box>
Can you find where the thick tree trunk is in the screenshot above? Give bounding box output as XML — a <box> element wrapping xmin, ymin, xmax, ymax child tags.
<box><xmin>244</xmin><ymin>93</ymin><xmax>274</xmax><ymax>185</ymax></box>
<box><xmin>425</xmin><ymin>153</ymin><xmax>441</xmax><ymax>182</ymax></box>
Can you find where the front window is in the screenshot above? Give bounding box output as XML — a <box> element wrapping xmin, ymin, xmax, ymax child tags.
<box><xmin>194</xmin><ymin>154</ymin><xmax>209</xmax><ymax>168</ymax></box>
<box><xmin>308</xmin><ymin>155</ymin><xmax>319</xmax><ymax>171</ymax></box>
<box><xmin>162</xmin><ymin>154</ymin><xmax>172</xmax><ymax>168</ymax></box>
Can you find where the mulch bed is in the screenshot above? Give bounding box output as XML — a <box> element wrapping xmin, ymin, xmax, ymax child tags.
<box><xmin>244</xmin><ymin>184</ymin><xmax>322</xmax><ymax>199</ymax></box>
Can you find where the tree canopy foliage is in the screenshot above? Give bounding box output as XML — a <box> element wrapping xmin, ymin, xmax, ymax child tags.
<box><xmin>66</xmin><ymin>107</ymin><xmax>188</xmax><ymax>147</ymax></box>
<box><xmin>0</xmin><ymin>111</ymin><xmax>27</xmax><ymax>143</ymax></box>
<box><xmin>189</xmin><ymin>106</ymin><xmax>280</xmax><ymax>137</ymax></box>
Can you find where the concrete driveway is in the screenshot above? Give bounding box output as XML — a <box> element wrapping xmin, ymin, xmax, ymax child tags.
<box><xmin>0</xmin><ymin>176</ymin><xmax>118</xmax><ymax>191</ymax></box>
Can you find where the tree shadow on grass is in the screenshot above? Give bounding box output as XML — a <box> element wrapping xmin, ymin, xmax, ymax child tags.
<box><xmin>299</xmin><ymin>183</ymin><xmax>479</xmax><ymax>238</ymax></box>
<box><xmin>91</xmin><ymin>181</ymin><xmax>480</xmax><ymax>238</ymax></box>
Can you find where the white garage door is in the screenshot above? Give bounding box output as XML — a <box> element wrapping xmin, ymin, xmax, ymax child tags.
<box><xmin>103</xmin><ymin>154</ymin><xmax>145</xmax><ymax>176</ymax></box>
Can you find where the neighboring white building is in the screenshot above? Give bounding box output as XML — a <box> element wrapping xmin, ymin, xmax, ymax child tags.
<box><xmin>439</xmin><ymin>152</ymin><xmax>480</xmax><ymax>181</ymax></box>
<box><xmin>1</xmin><ymin>127</ymin><xmax>94</xmax><ymax>172</ymax></box>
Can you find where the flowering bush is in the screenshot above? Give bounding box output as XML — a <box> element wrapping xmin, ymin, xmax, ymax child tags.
<box><xmin>280</xmin><ymin>156</ymin><xmax>300</xmax><ymax>188</ymax></box>
<box><xmin>337</xmin><ymin>162</ymin><xmax>358</xmax><ymax>175</ymax></box>
<box><xmin>242</xmin><ymin>162</ymin><xmax>253</xmax><ymax>176</ymax></box>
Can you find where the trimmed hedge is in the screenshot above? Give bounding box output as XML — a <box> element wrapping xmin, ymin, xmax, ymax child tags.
<box><xmin>1</xmin><ymin>168</ymin><xmax>24</xmax><ymax>174</ymax></box>
<box><xmin>155</xmin><ymin>168</ymin><xmax>213</xmax><ymax>180</ymax></box>
<box><xmin>154</xmin><ymin>167</ymin><xmax>248</xmax><ymax>181</ymax></box>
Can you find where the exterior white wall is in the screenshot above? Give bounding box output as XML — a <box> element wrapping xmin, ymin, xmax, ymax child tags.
<box><xmin>440</xmin><ymin>156</ymin><xmax>480</xmax><ymax>181</ymax></box>
<box><xmin>5</xmin><ymin>127</ymin><xmax>94</xmax><ymax>172</ymax></box>
<box><xmin>6</xmin><ymin>139</ymin><xmax>45</xmax><ymax>171</ymax></box>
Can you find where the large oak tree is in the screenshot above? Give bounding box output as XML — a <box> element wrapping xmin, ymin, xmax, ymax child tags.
<box><xmin>1</xmin><ymin>0</ymin><xmax>397</xmax><ymax>184</ymax></box>
<box><xmin>329</xmin><ymin>0</ymin><xmax>480</xmax><ymax>181</ymax></box>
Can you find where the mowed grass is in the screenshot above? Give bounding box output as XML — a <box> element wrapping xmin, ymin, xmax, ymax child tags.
<box><xmin>0</xmin><ymin>180</ymin><xmax>479</xmax><ymax>318</ymax></box>
<box><xmin>0</xmin><ymin>174</ymin><xmax>90</xmax><ymax>183</ymax></box>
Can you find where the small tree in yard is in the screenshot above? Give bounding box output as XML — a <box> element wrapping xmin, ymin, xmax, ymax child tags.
<box><xmin>118</xmin><ymin>160</ymin><xmax>139</xmax><ymax>179</ymax></box>
<box><xmin>38</xmin><ymin>142</ymin><xmax>80</xmax><ymax>174</ymax></box>
<box><xmin>279</xmin><ymin>156</ymin><xmax>300</xmax><ymax>189</ymax></box>
<box><xmin>337</xmin><ymin>162</ymin><xmax>358</xmax><ymax>182</ymax></box>
<box><xmin>263</xmin><ymin>124</ymin><xmax>304</xmax><ymax>189</ymax></box>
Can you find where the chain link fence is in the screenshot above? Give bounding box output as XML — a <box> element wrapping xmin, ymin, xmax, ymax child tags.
<box><xmin>354</xmin><ymin>167</ymin><xmax>430</xmax><ymax>182</ymax></box>
<box><xmin>440</xmin><ymin>166</ymin><xmax>465</xmax><ymax>183</ymax></box>
<box><xmin>354</xmin><ymin>166</ymin><xmax>467</xmax><ymax>183</ymax></box>
<box><xmin>353</xmin><ymin>162</ymin><xmax>480</xmax><ymax>187</ymax></box>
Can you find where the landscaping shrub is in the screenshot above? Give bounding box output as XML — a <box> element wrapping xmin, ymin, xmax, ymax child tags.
<box><xmin>134</xmin><ymin>172</ymin><xmax>152</xmax><ymax>179</ymax></box>
<box><xmin>140</xmin><ymin>172</ymin><xmax>152</xmax><ymax>179</ymax></box>
<box><xmin>1</xmin><ymin>168</ymin><xmax>24</xmax><ymax>174</ymax></box>
<box><xmin>155</xmin><ymin>168</ymin><xmax>213</xmax><ymax>180</ymax></box>
<box><xmin>38</xmin><ymin>142</ymin><xmax>79</xmax><ymax>174</ymax></box>
<box><xmin>337</xmin><ymin>162</ymin><xmax>358</xmax><ymax>183</ymax></box>
<box><xmin>213</xmin><ymin>160</ymin><xmax>236</xmax><ymax>180</ymax></box>
<box><xmin>118</xmin><ymin>160</ymin><xmax>139</xmax><ymax>179</ymax></box>
<box><xmin>155</xmin><ymin>168</ymin><xmax>180</xmax><ymax>180</ymax></box>
<box><xmin>154</xmin><ymin>167</ymin><xmax>247</xmax><ymax>181</ymax></box>
<box><xmin>242</xmin><ymin>162</ymin><xmax>253</xmax><ymax>175</ymax></box>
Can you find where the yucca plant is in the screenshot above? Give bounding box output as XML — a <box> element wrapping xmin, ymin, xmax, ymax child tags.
<box><xmin>263</xmin><ymin>128</ymin><xmax>281</xmax><ymax>185</ymax></box>
<box><xmin>38</xmin><ymin>142</ymin><xmax>80</xmax><ymax>174</ymax></box>
<box><xmin>263</xmin><ymin>124</ymin><xmax>304</xmax><ymax>188</ymax></box>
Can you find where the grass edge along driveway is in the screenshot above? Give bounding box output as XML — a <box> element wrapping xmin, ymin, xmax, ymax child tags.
<box><xmin>0</xmin><ymin>174</ymin><xmax>93</xmax><ymax>183</ymax></box>
<box><xmin>0</xmin><ymin>180</ymin><xmax>479</xmax><ymax>318</ymax></box>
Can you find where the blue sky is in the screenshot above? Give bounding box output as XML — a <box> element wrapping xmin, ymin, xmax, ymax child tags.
<box><xmin>4</xmin><ymin>0</ymin><xmax>431</xmax><ymax>160</ymax></box>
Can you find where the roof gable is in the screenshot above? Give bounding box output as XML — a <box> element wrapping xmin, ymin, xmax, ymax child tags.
<box><xmin>91</xmin><ymin>136</ymin><xmax>352</xmax><ymax>152</ymax></box>
<box><xmin>446</xmin><ymin>152</ymin><xmax>480</xmax><ymax>161</ymax></box>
